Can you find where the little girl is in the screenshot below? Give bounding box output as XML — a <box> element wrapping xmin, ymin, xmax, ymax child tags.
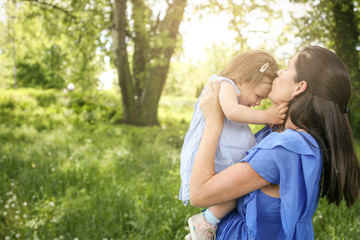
<box><xmin>179</xmin><ymin>50</ymin><xmax>287</xmax><ymax>240</ymax></box>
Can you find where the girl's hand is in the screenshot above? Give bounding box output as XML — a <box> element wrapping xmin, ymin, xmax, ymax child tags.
<box><xmin>199</xmin><ymin>80</ymin><xmax>224</xmax><ymax>126</ymax></box>
<box><xmin>265</xmin><ymin>103</ymin><xmax>288</xmax><ymax>125</ymax></box>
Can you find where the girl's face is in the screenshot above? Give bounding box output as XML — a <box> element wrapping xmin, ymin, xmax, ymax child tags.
<box><xmin>268</xmin><ymin>54</ymin><xmax>299</xmax><ymax>104</ymax></box>
<box><xmin>237</xmin><ymin>77</ymin><xmax>272</xmax><ymax>107</ymax></box>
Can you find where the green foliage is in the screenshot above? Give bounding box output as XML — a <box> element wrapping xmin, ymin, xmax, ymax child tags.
<box><xmin>0</xmin><ymin>89</ymin><xmax>359</xmax><ymax>239</ymax></box>
<box><xmin>313</xmin><ymin>199</ymin><xmax>360</xmax><ymax>239</ymax></box>
<box><xmin>0</xmin><ymin>88</ymin><xmax>121</xmax><ymax>130</ymax></box>
<box><xmin>16</xmin><ymin>61</ymin><xmax>48</xmax><ymax>88</ymax></box>
<box><xmin>16</xmin><ymin>59</ymin><xmax>65</xmax><ymax>89</ymax></box>
<box><xmin>0</xmin><ymin>0</ymin><xmax>111</xmax><ymax>90</ymax></box>
<box><xmin>0</xmin><ymin>89</ymin><xmax>195</xmax><ymax>239</ymax></box>
<box><xmin>289</xmin><ymin>0</ymin><xmax>360</xmax><ymax>137</ymax></box>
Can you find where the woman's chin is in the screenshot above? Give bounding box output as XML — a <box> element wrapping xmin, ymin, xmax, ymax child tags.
<box><xmin>269</xmin><ymin>97</ymin><xmax>286</xmax><ymax>105</ymax></box>
<box><xmin>268</xmin><ymin>97</ymin><xmax>278</xmax><ymax>105</ymax></box>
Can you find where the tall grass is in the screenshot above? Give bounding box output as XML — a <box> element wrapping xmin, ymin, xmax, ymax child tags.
<box><xmin>0</xmin><ymin>89</ymin><xmax>359</xmax><ymax>239</ymax></box>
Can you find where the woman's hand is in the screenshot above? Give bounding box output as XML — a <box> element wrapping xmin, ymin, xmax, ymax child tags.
<box><xmin>199</xmin><ymin>80</ymin><xmax>224</xmax><ymax>126</ymax></box>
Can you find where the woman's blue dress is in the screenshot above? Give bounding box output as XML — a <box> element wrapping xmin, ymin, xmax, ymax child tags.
<box><xmin>216</xmin><ymin>127</ymin><xmax>322</xmax><ymax>239</ymax></box>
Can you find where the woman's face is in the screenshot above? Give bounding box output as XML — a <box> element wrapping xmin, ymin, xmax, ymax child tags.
<box><xmin>268</xmin><ymin>54</ymin><xmax>299</xmax><ymax>104</ymax></box>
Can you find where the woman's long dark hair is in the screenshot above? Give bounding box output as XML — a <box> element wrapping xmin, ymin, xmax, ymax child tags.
<box><xmin>287</xmin><ymin>46</ymin><xmax>360</xmax><ymax>206</ymax></box>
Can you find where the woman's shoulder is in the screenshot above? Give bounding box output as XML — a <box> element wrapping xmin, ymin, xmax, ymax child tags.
<box><xmin>255</xmin><ymin>129</ymin><xmax>320</xmax><ymax>156</ymax></box>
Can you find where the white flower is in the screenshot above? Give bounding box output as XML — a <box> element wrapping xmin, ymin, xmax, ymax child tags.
<box><xmin>23</xmin><ymin>202</ymin><xmax>28</xmax><ymax>207</ymax></box>
<box><xmin>73</xmin><ymin>238</ymin><xmax>79</xmax><ymax>240</ymax></box>
<box><xmin>49</xmin><ymin>201</ymin><xmax>55</xmax><ymax>207</ymax></box>
<box><xmin>67</xmin><ymin>83</ymin><xmax>75</xmax><ymax>91</ymax></box>
<box><xmin>4</xmin><ymin>204</ymin><xmax>9</xmax><ymax>209</ymax></box>
<box><xmin>15</xmin><ymin>234</ymin><xmax>20</xmax><ymax>238</ymax></box>
<box><xmin>5</xmin><ymin>236</ymin><xmax>10</xmax><ymax>240</ymax></box>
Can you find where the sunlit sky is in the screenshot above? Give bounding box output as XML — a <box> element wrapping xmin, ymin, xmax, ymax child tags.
<box><xmin>180</xmin><ymin>0</ymin><xmax>306</xmax><ymax>62</ymax></box>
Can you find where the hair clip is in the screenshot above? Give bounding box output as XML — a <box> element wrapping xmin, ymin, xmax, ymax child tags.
<box><xmin>260</xmin><ymin>63</ymin><xmax>269</xmax><ymax>73</ymax></box>
<box><xmin>342</xmin><ymin>106</ymin><xmax>350</xmax><ymax>114</ymax></box>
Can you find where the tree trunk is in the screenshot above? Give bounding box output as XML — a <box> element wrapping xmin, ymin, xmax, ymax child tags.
<box><xmin>332</xmin><ymin>0</ymin><xmax>360</xmax><ymax>137</ymax></box>
<box><xmin>112</xmin><ymin>0</ymin><xmax>187</xmax><ymax>126</ymax></box>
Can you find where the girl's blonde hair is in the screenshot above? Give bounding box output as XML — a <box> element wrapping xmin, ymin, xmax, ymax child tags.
<box><xmin>220</xmin><ymin>50</ymin><xmax>279</xmax><ymax>88</ymax></box>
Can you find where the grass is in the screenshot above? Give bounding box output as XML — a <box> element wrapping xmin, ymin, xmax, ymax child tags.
<box><xmin>0</xmin><ymin>89</ymin><xmax>359</xmax><ymax>239</ymax></box>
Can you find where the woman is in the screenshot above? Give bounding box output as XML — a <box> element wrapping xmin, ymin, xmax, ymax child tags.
<box><xmin>189</xmin><ymin>46</ymin><xmax>360</xmax><ymax>239</ymax></box>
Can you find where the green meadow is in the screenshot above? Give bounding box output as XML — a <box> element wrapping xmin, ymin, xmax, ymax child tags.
<box><xmin>0</xmin><ymin>89</ymin><xmax>359</xmax><ymax>239</ymax></box>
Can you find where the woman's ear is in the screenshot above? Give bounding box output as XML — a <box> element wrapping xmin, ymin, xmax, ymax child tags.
<box><xmin>292</xmin><ymin>80</ymin><xmax>307</xmax><ymax>97</ymax></box>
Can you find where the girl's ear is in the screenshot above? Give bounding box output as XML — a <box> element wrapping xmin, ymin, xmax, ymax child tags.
<box><xmin>292</xmin><ymin>80</ymin><xmax>307</xmax><ymax>97</ymax></box>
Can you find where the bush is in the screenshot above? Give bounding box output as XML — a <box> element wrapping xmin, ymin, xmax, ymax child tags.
<box><xmin>16</xmin><ymin>61</ymin><xmax>65</xmax><ymax>89</ymax></box>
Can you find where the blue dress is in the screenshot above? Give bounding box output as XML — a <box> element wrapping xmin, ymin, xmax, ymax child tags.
<box><xmin>179</xmin><ymin>75</ymin><xmax>256</xmax><ymax>205</ymax></box>
<box><xmin>216</xmin><ymin>127</ymin><xmax>322</xmax><ymax>240</ymax></box>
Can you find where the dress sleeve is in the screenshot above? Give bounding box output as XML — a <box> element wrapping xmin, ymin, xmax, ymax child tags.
<box><xmin>241</xmin><ymin>130</ymin><xmax>320</xmax><ymax>184</ymax></box>
<box><xmin>209</xmin><ymin>74</ymin><xmax>240</xmax><ymax>95</ymax></box>
<box><xmin>244</xmin><ymin>146</ymin><xmax>287</xmax><ymax>184</ymax></box>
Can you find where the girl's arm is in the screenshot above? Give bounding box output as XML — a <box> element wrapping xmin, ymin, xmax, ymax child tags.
<box><xmin>190</xmin><ymin>81</ymin><xmax>271</xmax><ymax>208</ymax></box>
<box><xmin>219</xmin><ymin>82</ymin><xmax>287</xmax><ymax>125</ymax></box>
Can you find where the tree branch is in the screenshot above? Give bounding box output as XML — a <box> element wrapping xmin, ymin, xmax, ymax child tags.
<box><xmin>22</xmin><ymin>0</ymin><xmax>75</xmax><ymax>17</ymax></box>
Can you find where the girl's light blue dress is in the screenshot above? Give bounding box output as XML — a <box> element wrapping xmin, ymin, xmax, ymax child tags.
<box><xmin>179</xmin><ymin>75</ymin><xmax>256</xmax><ymax>205</ymax></box>
<box><xmin>216</xmin><ymin>127</ymin><xmax>322</xmax><ymax>239</ymax></box>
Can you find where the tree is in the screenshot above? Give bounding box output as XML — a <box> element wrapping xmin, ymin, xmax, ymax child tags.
<box><xmin>290</xmin><ymin>0</ymin><xmax>360</xmax><ymax>137</ymax></box>
<box><xmin>111</xmin><ymin>0</ymin><xmax>187</xmax><ymax>126</ymax></box>
<box><xmin>1</xmin><ymin>0</ymin><xmax>112</xmax><ymax>90</ymax></box>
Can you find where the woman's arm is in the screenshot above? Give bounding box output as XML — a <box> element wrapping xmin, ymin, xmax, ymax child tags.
<box><xmin>189</xmin><ymin>81</ymin><xmax>271</xmax><ymax>208</ymax></box>
<box><xmin>219</xmin><ymin>82</ymin><xmax>287</xmax><ymax>125</ymax></box>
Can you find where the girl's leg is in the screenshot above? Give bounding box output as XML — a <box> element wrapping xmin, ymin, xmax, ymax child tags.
<box><xmin>187</xmin><ymin>200</ymin><xmax>237</xmax><ymax>239</ymax></box>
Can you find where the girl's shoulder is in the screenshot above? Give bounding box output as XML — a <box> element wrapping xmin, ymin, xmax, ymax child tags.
<box><xmin>209</xmin><ymin>75</ymin><xmax>240</xmax><ymax>94</ymax></box>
